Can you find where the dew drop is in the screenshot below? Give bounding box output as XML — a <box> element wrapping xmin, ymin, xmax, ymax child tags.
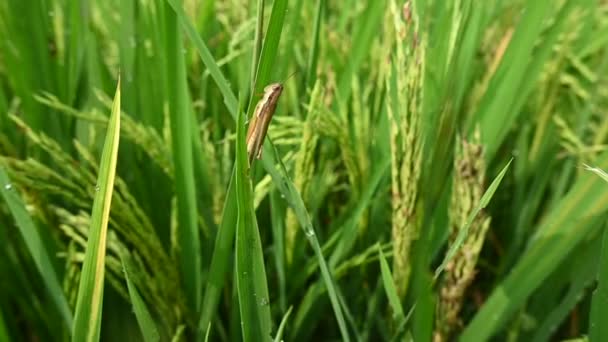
<box><xmin>95</xmin><ymin>185</ymin><xmax>100</xmax><ymax>192</ymax></box>
<box><xmin>259</xmin><ymin>298</ymin><xmax>268</xmax><ymax>306</ymax></box>
<box><xmin>4</xmin><ymin>183</ymin><xmax>12</xmax><ymax>190</ymax></box>
<box><xmin>305</xmin><ymin>230</ymin><xmax>315</xmax><ymax>238</ymax></box>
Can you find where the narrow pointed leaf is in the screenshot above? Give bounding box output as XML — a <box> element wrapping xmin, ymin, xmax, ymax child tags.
<box><xmin>72</xmin><ymin>79</ymin><xmax>121</xmax><ymax>342</ymax></box>
<box><xmin>122</xmin><ymin>256</ymin><xmax>160</xmax><ymax>342</ymax></box>
<box><xmin>0</xmin><ymin>168</ymin><xmax>73</xmax><ymax>329</ymax></box>
<box><xmin>435</xmin><ymin>159</ymin><xmax>512</xmax><ymax>278</ymax></box>
<box><xmin>235</xmin><ymin>105</ymin><xmax>272</xmax><ymax>342</ymax></box>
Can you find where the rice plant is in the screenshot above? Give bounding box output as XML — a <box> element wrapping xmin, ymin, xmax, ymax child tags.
<box><xmin>1</xmin><ymin>0</ymin><xmax>607</xmax><ymax>341</ymax></box>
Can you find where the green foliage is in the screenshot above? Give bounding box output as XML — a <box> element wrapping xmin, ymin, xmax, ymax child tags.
<box><xmin>1</xmin><ymin>0</ymin><xmax>607</xmax><ymax>341</ymax></box>
<box><xmin>72</xmin><ymin>80</ymin><xmax>120</xmax><ymax>342</ymax></box>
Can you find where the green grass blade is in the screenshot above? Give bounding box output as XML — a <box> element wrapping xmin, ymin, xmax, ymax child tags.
<box><xmin>165</xmin><ymin>0</ymin><xmax>238</xmax><ymax>117</ymax></box>
<box><xmin>235</xmin><ymin>105</ymin><xmax>272</xmax><ymax>341</ymax></box>
<box><xmin>335</xmin><ymin>0</ymin><xmax>384</xmax><ymax>109</ymax></box>
<box><xmin>248</xmin><ymin>0</ymin><xmax>288</xmax><ymax>114</ymax></box>
<box><xmin>590</xmin><ymin>223</ymin><xmax>608</xmax><ymax>342</ymax></box>
<box><xmin>330</xmin><ymin>155</ymin><xmax>390</xmax><ymax>267</ymax></box>
<box><xmin>71</xmin><ymin>79</ymin><xmax>121</xmax><ymax>342</ymax></box>
<box><xmin>66</xmin><ymin>0</ymin><xmax>89</xmax><ymax>105</ymax></box>
<box><xmin>532</xmin><ymin>236</ymin><xmax>600</xmax><ymax>341</ymax></box>
<box><xmin>276</xmin><ymin>0</ymin><xmax>304</xmax><ymax>78</ymax></box>
<box><xmin>472</xmin><ymin>1</ymin><xmax>568</xmax><ymax>159</ymax></box>
<box><xmin>197</xmin><ymin>174</ymin><xmax>237</xmax><ymax>337</ymax></box>
<box><xmin>121</xmin><ymin>256</ymin><xmax>160</xmax><ymax>342</ymax></box>
<box><xmin>251</xmin><ymin>0</ymin><xmax>265</xmax><ymax>90</ymax></box>
<box><xmin>203</xmin><ymin>322</ymin><xmax>211</xmax><ymax>342</ymax></box>
<box><xmin>0</xmin><ymin>168</ymin><xmax>73</xmax><ymax>329</ymax></box>
<box><xmin>378</xmin><ymin>246</ymin><xmax>405</xmax><ymax>321</ymax></box>
<box><xmin>305</xmin><ymin>0</ymin><xmax>324</xmax><ymax>90</ymax></box>
<box><xmin>164</xmin><ymin>3</ymin><xmax>201</xmax><ymax>309</ymax></box>
<box><xmin>0</xmin><ymin>308</ymin><xmax>8</xmax><ymax>342</ymax></box>
<box><xmin>461</xmin><ymin>153</ymin><xmax>608</xmax><ymax>341</ymax></box>
<box><xmin>588</xmin><ymin>167</ymin><xmax>608</xmax><ymax>342</ymax></box>
<box><xmin>273</xmin><ymin>306</ymin><xmax>293</xmax><ymax>342</ymax></box>
<box><xmin>270</xmin><ymin>189</ymin><xmax>287</xmax><ymax>312</ymax></box>
<box><xmin>435</xmin><ymin>158</ymin><xmax>512</xmax><ymax>278</ymax></box>
<box><xmin>262</xmin><ymin>143</ymin><xmax>351</xmax><ymax>342</ymax></box>
<box><xmin>584</xmin><ymin>164</ymin><xmax>608</xmax><ymax>183</ymax></box>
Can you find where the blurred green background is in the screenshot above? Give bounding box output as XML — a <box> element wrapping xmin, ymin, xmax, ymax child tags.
<box><xmin>1</xmin><ymin>0</ymin><xmax>608</xmax><ymax>341</ymax></box>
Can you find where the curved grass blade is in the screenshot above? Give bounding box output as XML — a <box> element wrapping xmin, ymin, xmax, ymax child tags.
<box><xmin>434</xmin><ymin>158</ymin><xmax>512</xmax><ymax>278</ymax></box>
<box><xmin>584</xmin><ymin>164</ymin><xmax>608</xmax><ymax>183</ymax></box>
<box><xmin>532</xmin><ymin>235</ymin><xmax>600</xmax><ymax>341</ymax></box>
<box><xmin>164</xmin><ymin>0</ymin><xmax>238</xmax><ymax>116</ymax></box>
<box><xmin>121</xmin><ymin>256</ymin><xmax>160</xmax><ymax>342</ymax></box>
<box><xmin>262</xmin><ymin>143</ymin><xmax>351</xmax><ymax>342</ymax></box>
<box><xmin>0</xmin><ymin>168</ymin><xmax>73</xmax><ymax>329</ymax></box>
<box><xmin>71</xmin><ymin>79</ymin><xmax>121</xmax><ymax>342</ymax></box>
<box><xmin>378</xmin><ymin>246</ymin><xmax>405</xmax><ymax>322</ymax></box>
<box><xmin>235</xmin><ymin>104</ymin><xmax>272</xmax><ymax>341</ymax></box>
<box><xmin>203</xmin><ymin>322</ymin><xmax>211</xmax><ymax>342</ymax></box>
<box><xmin>461</xmin><ymin>153</ymin><xmax>608</xmax><ymax>341</ymax></box>
<box><xmin>273</xmin><ymin>306</ymin><xmax>293</xmax><ymax>342</ymax></box>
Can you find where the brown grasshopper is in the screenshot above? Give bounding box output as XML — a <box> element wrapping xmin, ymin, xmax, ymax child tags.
<box><xmin>246</xmin><ymin>73</ymin><xmax>295</xmax><ymax>163</ymax></box>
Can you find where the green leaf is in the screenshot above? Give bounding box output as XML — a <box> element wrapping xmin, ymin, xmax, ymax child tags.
<box><xmin>472</xmin><ymin>1</ymin><xmax>570</xmax><ymax>159</ymax></box>
<box><xmin>251</xmin><ymin>0</ymin><xmax>265</xmax><ymax>91</ymax></box>
<box><xmin>121</xmin><ymin>256</ymin><xmax>160</xmax><ymax>342</ymax></box>
<box><xmin>461</xmin><ymin>153</ymin><xmax>608</xmax><ymax>341</ymax></box>
<box><xmin>584</xmin><ymin>164</ymin><xmax>608</xmax><ymax>183</ymax></box>
<box><xmin>587</xmin><ymin>165</ymin><xmax>608</xmax><ymax>342</ymax></box>
<box><xmin>262</xmin><ymin>143</ymin><xmax>351</xmax><ymax>342</ymax></box>
<box><xmin>198</xmin><ymin>174</ymin><xmax>238</xmax><ymax>337</ymax></box>
<box><xmin>273</xmin><ymin>306</ymin><xmax>293</xmax><ymax>342</ymax></box>
<box><xmin>165</xmin><ymin>0</ymin><xmax>238</xmax><ymax>117</ymax></box>
<box><xmin>378</xmin><ymin>246</ymin><xmax>405</xmax><ymax>321</ymax></box>
<box><xmin>235</xmin><ymin>104</ymin><xmax>272</xmax><ymax>341</ymax></box>
<box><xmin>305</xmin><ymin>0</ymin><xmax>324</xmax><ymax>89</ymax></box>
<box><xmin>435</xmin><ymin>158</ymin><xmax>513</xmax><ymax>278</ymax></box>
<box><xmin>72</xmin><ymin>79</ymin><xmax>121</xmax><ymax>342</ymax></box>
<box><xmin>163</xmin><ymin>3</ymin><xmax>201</xmax><ymax>310</ymax></box>
<box><xmin>248</xmin><ymin>0</ymin><xmax>288</xmax><ymax>115</ymax></box>
<box><xmin>330</xmin><ymin>155</ymin><xmax>390</xmax><ymax>267</ymax></box>
<box><xmin>0</xmin><ymin>169</ymin><xmax>72</xmax><ymax>329</ymax></box>
<box><xmin>0</xmin><ymin>301</ymin><xmax>11</xmax><ymax>341</ymax></box>
<box><xmin>334</xmin><ymin>0</ymin><xmax>385</xmax><ymax>109</ymax></box>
